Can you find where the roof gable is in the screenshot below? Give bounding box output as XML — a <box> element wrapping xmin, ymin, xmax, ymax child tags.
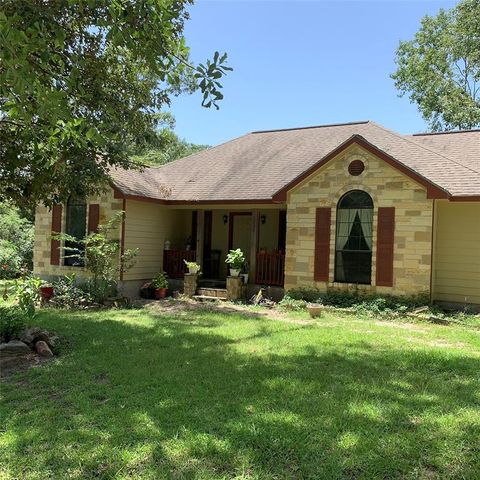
<box><xmin>110</xmin><ymin>121</ymin><xmax>480</xmax><ymax>203</ymax></box>
<box><xmin>272</xmin><ymin>135</ymin><xmax>449</xmax><ymax>201</ymax></box>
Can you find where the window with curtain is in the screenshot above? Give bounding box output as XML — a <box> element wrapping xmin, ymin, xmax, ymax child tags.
<box><xmin>64</xmin><ymin>196</ymin><xmax>87</xmax><ymax>267</ymax></box>
<box><xmin>335</xmin><ymin>190</ymin><xmax>373</xmax><ymax>284</ymax></box>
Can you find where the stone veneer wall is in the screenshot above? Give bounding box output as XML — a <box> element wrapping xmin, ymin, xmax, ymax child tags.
<box><xmin>284</xmin><ymin>145</ymin><xmax>433</xmax><ymax>296</ymax></box>
<box><xmin>33</xmin><ymin>188</ymin><xmax>123</xmax><ymax>280</ymax></box>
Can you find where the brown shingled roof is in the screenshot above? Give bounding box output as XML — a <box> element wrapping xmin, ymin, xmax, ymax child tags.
<box><xmin>110</xmin><ymin>121</ymin><xmax>480</xmax><ymax>203</ymax></box>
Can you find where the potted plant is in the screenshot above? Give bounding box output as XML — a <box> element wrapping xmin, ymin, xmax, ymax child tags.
<box><xmin>39</xmin><ymin>283</ymin><xmax>54</xmax><ymax>301</ymax></box>
<box><xmin>152</xmin><ymin>272</ymin><xmax>169</xmax><ymax>299</ymax></box>
<box><xmin>184</xmin><ymin>260</ymin><xmax>201</xmax><ymax>274</ymax></box>
<box><xmin>225</xmin><ymin>248</ymin><xmax>245</xmax><ymax>277</ymax></box>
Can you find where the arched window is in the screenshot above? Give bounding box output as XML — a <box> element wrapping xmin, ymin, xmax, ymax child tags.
<box><xmin>335</xmin><ymin>190</ymin><xmax>373</xmax><ymax>284</ymax></box>
<box><xmin>64</xmin><ymin>196</ymin><xmax>87</xmax><ymax>266</ymax></box>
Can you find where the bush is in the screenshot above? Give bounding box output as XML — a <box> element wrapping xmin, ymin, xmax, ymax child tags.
<box><xmin>0</xmin><ymin>202</ymin><xmax>34</xmax><ymax>275</ymax></box>
<box><xmin>278</xmin><ymin>296</ymin><xmax>307</xmax><ymax>311</ymax></box>
<box><xmin>285</xmin><ymin>287</ymin><xmax>323</xmax><ymax>303</ymax></box>
<box><xmin>51</xmin><ymin>275</ymin><xmax>94</xmax><ymax>309</ymax></box>
<box><xmin>56</xmin><ymin>212</ymin><xmax>137</xmax><ymax>304</ymax></box>
<box><xmin>0</xmin><ymin>306</ymin><xmax>28</xmax><ymax>342</ymax></box>
<box><xmin>13</xmin><ymin>275</ymin><xmax>42</xmax><ymax>317</ymax></box>
<box><xmin>0</xmin><ymin>240</ymin><xmax>22</xmax><ymax>279</ymax></box>
<box><xmin>284</xmin><ymin>288</ymin><xmax>430</xmax><ymax>315</ymax></box>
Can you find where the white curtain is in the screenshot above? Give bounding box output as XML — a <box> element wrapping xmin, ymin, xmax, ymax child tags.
<box><xmin>358</xmin><ymin>209</ymin><xmax>373</xmax><ymax>250</ymax></box>
<box><xmin>336</xmin><ymin>209</ymin><xmax>357</xmax><ymax>250</ymax></box>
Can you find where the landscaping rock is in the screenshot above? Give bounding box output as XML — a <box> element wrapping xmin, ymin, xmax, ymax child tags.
<box><xmin>19</xmin><ymin>327</ymin><xmax>43</xmax><ymax>346</ymax></box>
<box><xmin>0</xmin><ymin>340</ymin><xmax>32</xmax><ymax>356</ymax></box>
<box><xmin>35</xmin><ymin>340</ymin><xmax>53</xmax><ymax>358</ymax></box>
<box><xmin>413</xmin><ymin>306</ymin><xmax>430</xmax><ymax>314</ymax></box>
<box><xmin>428</xmin><ymin>316</ymin><xmax>450</xmax><ymax>325</ymax></box>
<box><xmin>36</xmin><ymin>332</ymin><xmax>58</xmax><ymax>349</ymax></box>
<box><xmin>19</xmin><ymin>328</ymin><xmax>58</xmax><ymax>349</ymax></box>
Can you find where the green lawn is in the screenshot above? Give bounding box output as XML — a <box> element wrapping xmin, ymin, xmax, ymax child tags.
<box><xmin>1</xmin><ymin>303</ymin><xmax>480</xmax><ymax>479</ymax></box>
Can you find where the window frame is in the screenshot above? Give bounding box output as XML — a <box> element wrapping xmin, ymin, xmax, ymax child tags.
<box><xmin>63</xmin><ymin>196</ymin><xmax>87</xmax><ymax>267</ymax></box>
<box><xmin>334</xmin><ymin>190</ymin><xmax>374</xmax><ymax>285</ymax></box>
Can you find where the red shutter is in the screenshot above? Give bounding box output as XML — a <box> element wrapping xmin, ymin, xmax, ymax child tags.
<box><xmin>88</xmin><ymin>204</ymin><xmax>100</xmax><ymax>233</ymax></box>
<box><xmin>376</xmin><ymin>207</ymin><xmax>395</xmax><ymax>287</ymax></box>
<box><xmin>50</xmin><ymin>204</ymin><xmax>62</xmax><ymax>265</ymax></box>
<box><xmin>314</xmin><ymin>207</ymin><xmax>331</xmax><ymax>282</ymax></box>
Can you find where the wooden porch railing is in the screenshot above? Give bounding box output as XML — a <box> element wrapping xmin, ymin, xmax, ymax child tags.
<box><xmin>163</xmin><ymin>250</ymin><xmax>196</xmax><ymax>278</ymax></box>
<box><xmin>255</xmin><ymin>252</ymin><xmax>285</xmax><ymax>286</ymax></box>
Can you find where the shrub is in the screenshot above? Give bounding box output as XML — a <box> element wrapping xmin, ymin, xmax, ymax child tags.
<box><xmin>284</xmin><ymin>288</ymin><xmax>430</xmax><ymax>316</ymax></box>
<box><xmin>13</xmin><ymin>274</ymin><xmax>42</xmax><ymax>317</ymax></box>
<box><xmin>0</xmin><ymin>306</ymin><xmax>28</xmax><ymax>342</ymax></box>
<box><xmin>286</xmin><ymin>287</ymin><xmax>323</xmax><ymax>303</ymax></box>
<box><xmin>0</xmin><ymin>240</ymin><xmax>22</xmax><ymax>279</ymax></box>
<box><xmin>55</xmin><ymin>212</ymin><xmax>138</xmax><ymax>303</ymax></box>
<box><xmin>51</xmin><ymin>274</ymin><xmax>94</xmax><ymax>309</ymax></box>
<box><xmin>0</xmin><ymin>202</ymin><xmax>34</xmax><ymax>274</ymax></box>
<box><xmin>278</xmin><ymin>295</ymin><xmax>307</xmax><ymax>311</ymax></box>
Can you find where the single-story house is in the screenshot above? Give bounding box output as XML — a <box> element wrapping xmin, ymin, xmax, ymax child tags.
<box><xmin>33</xmin><ymin>120</ymin><xmax>480</xmax><ymax>307</ymax></box>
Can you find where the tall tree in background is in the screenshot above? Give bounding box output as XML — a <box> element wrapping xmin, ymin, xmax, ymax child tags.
<box><xmin>129</xmin><ymin>113</ymin><xmax>209</xmax><ymax>166</ymax></box>
<box><xmin>0</xmin><ymin>1</ymin><xmax>231</xmax><ymax>207</ymax></box>
<box><xmin>392</xmin><ymin>0</ymin><xmax>480</xmax><ymax>131</ymax></box>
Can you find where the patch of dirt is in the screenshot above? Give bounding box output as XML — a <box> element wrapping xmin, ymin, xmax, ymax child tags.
<box><xmin>0</xmin><ymin>353</ymin><xmax>51</xmax><ymax>379</ymax></box>
<box><xmin>138</xmin><ymin>298</ymin><xmax>316</xmax><ymax>325</ymax></box>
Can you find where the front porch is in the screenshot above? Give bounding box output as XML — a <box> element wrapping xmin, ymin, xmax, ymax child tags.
<box><xmin>162</xmin><ymin>208</ymin><xmax>287</xmax><ymax>288</ymax></box>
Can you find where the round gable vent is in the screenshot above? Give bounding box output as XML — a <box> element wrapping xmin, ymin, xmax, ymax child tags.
<box><xmin>348</xmin><ymin>160</ymin><xmax>365</xmax><ymax>176</ymax></box>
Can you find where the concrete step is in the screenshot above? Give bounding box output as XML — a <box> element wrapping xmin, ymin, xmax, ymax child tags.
<box><xmin>196</xmin><ymin>288</ymin><xmax>227</xmax><ymax>299</ymax></box>
<box><xmin>192</xmin><ymin>295</ymin><xmax>226</xmax><ymax>302</ymax></box>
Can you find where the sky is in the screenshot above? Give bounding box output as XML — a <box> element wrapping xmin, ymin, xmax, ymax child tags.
<box><xmin>168</xmin><ymin>0</ymin><xmax>456</xmax><ymax>146</ymax></box>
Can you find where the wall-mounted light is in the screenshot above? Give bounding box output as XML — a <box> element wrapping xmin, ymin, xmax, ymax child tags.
<box><xmin>260</xmin><ymin>215</ymin><xmax>266</xmax><ymax>225</ymax></box>
<box><xmin>223</xmin><ymin>215</ymin><xmax>228</xmax><ymax>224</ymax></box>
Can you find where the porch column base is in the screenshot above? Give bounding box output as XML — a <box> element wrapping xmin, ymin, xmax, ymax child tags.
<box><xmin>226</xmin><ymin>276</ymin><xmax>246</xmax><ymax>301</ymax></box>
<box><xmin>184</xmin><ymin>273</ymin><xmax>198</xmax><ymax>297</ymax></box>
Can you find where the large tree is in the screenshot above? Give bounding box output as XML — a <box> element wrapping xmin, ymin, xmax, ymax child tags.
<box><xmin>129</xmin><ymin>113</ymin><xmax>209</xmax><ymax>166</ymax></box>
<box><xmin>0</xmin><ymin>1</ymin><xmax>231</xmax><ymax>207</ymax></box>
<box><xmin>392</xmin><ymin>0</ymin><xmax>480</xmax><ymax>131</ymax></box>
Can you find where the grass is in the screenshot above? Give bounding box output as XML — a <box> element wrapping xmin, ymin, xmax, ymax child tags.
<box><xmin>1</xmin><ymin>302</ymin><xmax>480</xmax><ymax>479</ymax></box>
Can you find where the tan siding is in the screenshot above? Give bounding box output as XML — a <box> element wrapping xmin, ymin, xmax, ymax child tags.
<box><xmin>123</xmin><ymin>200</ymin><xmax>190</xmax><ymax>281</ymax></box>
<box><xmin>433</xmin><ymin>201</ymin><xmax>480</xmax><ymax>305</ymax></box>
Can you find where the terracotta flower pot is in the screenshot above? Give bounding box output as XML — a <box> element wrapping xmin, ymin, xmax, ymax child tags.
<box><xmin>40</xmin><ymin>286</ymin><xmax>54</xmax><ymax>301</ymax></box>
<box><xmin>307</xmin><ymin>303</ymin><xmax>323</xmax><ymax>318</ymax></box>
<box><xmin>154</xmin><ymin>287</ymin><xmax>168</xmax><ymax>299</ymax></box>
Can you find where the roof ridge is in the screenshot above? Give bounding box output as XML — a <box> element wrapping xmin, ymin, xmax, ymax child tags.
<box><xmin>250</xmin><ymin>120</ymin><xmax>370</xmax><ymax>134</ymax></box>
<box><xmin>369</xmin><ymin>121</ymin><xmax>480</xmax><ymax>178</ymax></box>
<box><xmin>411</xmin><ymin>128</ymin><xmax>480</xmax><ymax>136</ymax></box>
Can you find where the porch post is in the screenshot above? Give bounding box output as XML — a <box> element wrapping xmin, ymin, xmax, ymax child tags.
<box><xmin>250</xmin><ymin>210</ymin><xmax>260</xmax><ymax>284</ymax></box>
<box><xmin>196</xmin><ymin>210</ymin><xmax>205</xmax><ymax>270</ymax></box>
